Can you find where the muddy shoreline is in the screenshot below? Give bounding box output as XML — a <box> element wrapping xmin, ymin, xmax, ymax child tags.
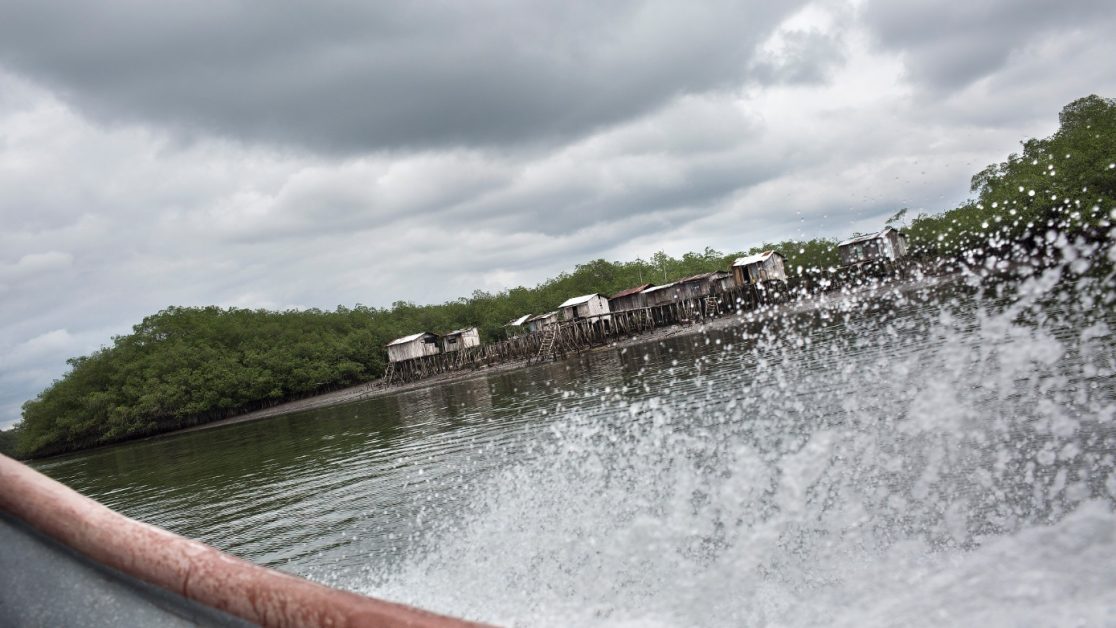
<box><xmin>173</xmin><ymin>319</ymin><xmax>701</xmax><ymax>434</ymax></box>
<box><xmin>174</xmin><ymin>273</ymin><xmax>951</xmax><ymax>437</ymax></box>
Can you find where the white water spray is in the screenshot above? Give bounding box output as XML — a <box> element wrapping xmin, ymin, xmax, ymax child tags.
<box><xmin>363</xmin><ymin>241</ymin><xmax>1116</xmax><ymax>627</ymax></box>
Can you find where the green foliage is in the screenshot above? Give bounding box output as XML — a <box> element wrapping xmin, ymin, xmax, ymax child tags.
<box><xmin>741</xmin><ymin>238</ymin><xmax>841</xmax><ymax>274</ymax></box>
<box><xmin>907</xmin><ymin>95</ymin><xmax>1115</xmax><ymax>258</ymax></box>
<box><xmin>15</xmin><ymin>252</ymin><xmax>741</xmax><ymax>458</ymax></box>
<box><xmin>0</xmin><ymin>427</ymin><xmax>19</xmax><ymax>458</ymax></box>
<box><xmin>15</xmin><ymin>95</ymin><xmax>1115</xmax><ymax>458</ymax></box>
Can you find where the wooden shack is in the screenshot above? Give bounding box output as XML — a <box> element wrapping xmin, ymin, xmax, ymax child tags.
<box><xmin>675</xmin><ymin>271</ymin><xmax>733</xmax><ymax>301</ymax></box>
<box><xmin>642</xmin><ymin>282</ymin><xmax>680</xmax><ymax>308</ymax></box>
<box><xmin>716</xmin><ymin>272</ymin><xmax>738</xmax><ymax>293</ymax></box>
<box><xmin>608</xmin><ymin>283</ymin><xmax>654</xmax><ymax>312</ymax></box>
<box><xmin>558</xmin><ymin>294</ymin><xmax>611</xmax><ymax>322</ymax></box>
<box><xmin>525</xmin><ymin>311</ymin><xmax>559</xmax><ymax>333</ymax></box>
<box><xmin>504</xmin><ymin>314</ymin><xmax>531</xmax><ymax>337</ymax></box>
<box><xmin>442</xmin><ymin>327</ymin><xmax>481</xmax><ymax>353</ymax></box>
<box><xmin>386</xmin><ymin>332</ymin><xmax>441</xmax><ymax>363</ymax></box>
<box><xmin>837</xmin><ymin>227</ymin><xmax>909</xmax><ymax>266</ymax></box>
<box><xmin>732</xmin><ymin>251</ymin><xmax>787</xmax><ymax>286</ymax></box>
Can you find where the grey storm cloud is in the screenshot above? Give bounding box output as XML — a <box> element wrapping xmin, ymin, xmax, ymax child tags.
<box><xmin>4</xmin><ymin>0</ymin><xmax>1116</xmax><ymax>429</ymax></box>
<box><xmin>862</xmin><ymin>0</ymin><xmax>1116</xmax><ymax>93</ymax></box>
<box><xmin>460</xmin><ymin>152</ymin><xmax>783</xmax><ymax>237</ymax></box>
<box><xmin>0</xmin><ymin>0</ymin><xmax>809</xmax><ymax>153</ymax></box>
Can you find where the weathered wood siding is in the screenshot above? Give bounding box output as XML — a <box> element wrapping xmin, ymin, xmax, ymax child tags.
<box><xmin>608</xmin><ymin>283</ymin><xmax>653</xmax><ymax>312</ymax></box>
<box><xmin>734</xmin><ymin>254</ymin><xmax>787</xmax><ymax>286</ymax></box>
<box><xmin>560</xmin><ymin>295</ymin><xmax>611</xmax><ymax>322</ymax></box>
<box><xmin>387</xmin><ymin>333</ymin><xmax>441</xmax><ymax>362</ymax></box>
<box><xmin>609</xmin><ymin>293</ymin><xmax>645</xmax><ymax>311</ymax></box>
<box><xmin>526</xmin><ymin>312</ymin><xmax>558</xmax><ymax>333</ymax></box>
<box><xmin>886</xmin><ymin>230</ymin><xmax>909</xmax><ymax>259</ymax></box>
<box><xmin>676</xmin><ymin>271</ymin><xmax>732</xmax><ymax>301</ymax></box>
<box><xmin>643</xmin><ymin>283</ymin><xmax>681</xmax><ymax>308</ymax></box>
<box><xmin>838</xmin><ymin>228</ymin><xmax>909</xmax><ymax>266</ymax></box>
<box><xmin>443</xmin><ymin>328</ymin><xmax>481</xmax><ymax>353</ymax></box>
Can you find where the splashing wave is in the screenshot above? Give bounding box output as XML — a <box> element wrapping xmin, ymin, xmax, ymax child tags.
<box><xmin>363</xmin><ymin>245</ymin><xmax>1116</xmax><ymax>627</ymax></box>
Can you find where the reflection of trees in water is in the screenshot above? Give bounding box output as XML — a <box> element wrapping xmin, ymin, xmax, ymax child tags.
<box><xmin>456</xmin><ymin>377</ymin><xmax>493</xmax><ymax>415</ymax></box>
<box><xmin>393</xmin><ymin>387</ymin><xmax>438</xmax><ymax>428</ymax></box>
<box><xmin>432</xmin><ymin>377</ymin><xmax>494</xmax><ymax>423</ymax></box>
<box><xmin>36</xmin><ymin>395</ymin><xmax>422</xmax><ymax>526</ymax></box>
<box><xmin>390</xmin><ymin>377</ymin><xmax>497</xmax><ymax>437</ymax></box>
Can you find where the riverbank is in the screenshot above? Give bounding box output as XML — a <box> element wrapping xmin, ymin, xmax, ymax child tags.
<box><xmin>174</xmin><ymin>320</ymin><xmax>696</xmax><ymax>435</ymax></box>
<box><xmin>174</xmin><ymin>270</ymin><xmax>953</xmax><ymax>437</ymax></box>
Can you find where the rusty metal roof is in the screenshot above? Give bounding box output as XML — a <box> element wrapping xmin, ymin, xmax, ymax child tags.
<box><xmin>609</xmin><ymin>283</ymin><xmax>654</xmax><ymax>299</ymax></box>
<box><xmin>676</xmin><ymin>270</ymin><xmax>729</xmax><ymax>284</ymax></box>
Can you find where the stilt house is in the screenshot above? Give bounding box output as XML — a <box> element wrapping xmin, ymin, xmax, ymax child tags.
<box><xmin>387</xmin><ymin>332</ymin><xmax>441</xmax><ymax>363</ymax></box>
<box><xmin>504</xmin><ymin>314</ymin><xmax>531</xmax><ymax>337</ymax></box>
<box><xmin>642</xmin><ymin>282</ymin><xmax>680</xmax><ymax>308</ymax></box>
<box><xmin>442</xmin><ymin>327</ymin><xmax>481</xmax><ymax>353</ymax></box>
<box><xmin>733</xmin><ymin>251</ymin><xmax>787</xmax><ymax>287</ymax></box>
<box><xmin>608</xmin><ymin>283</ymin><xmax>654</xmax><ymax>312</ymax></box>
<box><xmin>526</xmin><ymin>311</ymin><xmax>559</xmax><ymax>333</ymax></box>
<box><xmin>506</xmin><ymin>314</ymin><xmax>531</xmax><ymax>328</ymax></box>
<box><xmin>837</xmin><ymin>227</ymin><xmax>909</xmax><ymax>267</ymax></box>
<box><xmin>676</xmin><ymin>271</ymin><xmax>734</xmax><ymax>300</ymax></box>
<box><xmin>558</xmin><ymin>294</ymin><xmax>611</xmax><ymax>322</ymax></box>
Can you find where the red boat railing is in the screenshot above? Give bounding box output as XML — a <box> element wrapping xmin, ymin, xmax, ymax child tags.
<box><xmin>0</xmin><ymin>454</ymin><xmax>489</xmax><ymax>627</ymax></box>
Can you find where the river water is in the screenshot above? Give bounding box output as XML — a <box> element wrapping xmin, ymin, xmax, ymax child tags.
<box><xmin>34</xmin><ymin>256</ymin><xmax>1116</xmax><ymax>626</ymax></box>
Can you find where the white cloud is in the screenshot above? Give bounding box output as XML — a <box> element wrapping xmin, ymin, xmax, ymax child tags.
<box><xmin>0</xmin><ymin>251</ymin><xmax>73</xmax><ymax>279</ymax></box>
<box><xmin>1</xmin><ymin>0</ymin><xmax>1115</xmax><ymax>428</ymax></box>
<box><xmin>1</xmin><ymin>329</ymin><xmax>72</xmax><ymax>369</ymax></box>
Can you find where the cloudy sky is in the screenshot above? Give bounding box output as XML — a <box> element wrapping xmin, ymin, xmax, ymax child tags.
<box><xmin>1</xmin><ymin>0</ymin><xmax>1114</xmax><ymax>428</ymax></box>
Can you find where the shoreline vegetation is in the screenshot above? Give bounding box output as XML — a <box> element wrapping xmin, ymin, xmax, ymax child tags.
<box><xmin>4</xmin><ymin>95</ymin><xmax>1114</xmax><ymax>460</ymax></box>
<box><xmin>168</xmin><ymin>270</ymin><xmax>962</xmax><ymax>440</ymax></box>
<box><xmin>172</xmin><ymin>310</ymin><xmax>734</xmax><ymax>437</ymax></box>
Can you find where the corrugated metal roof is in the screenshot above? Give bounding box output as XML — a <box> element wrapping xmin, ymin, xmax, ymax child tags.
<box><xmin>444</xmin><ymin>327</ymin><xmax>478</xmax><ymax>337</ymax></box>
<box><xmin>609</xmin><ymin>283</ymin><xmax>654</xmax><ymax>299</ymax></box>
<box><xmin>838</xmin><ymin>227</ymin><xmax>901</xmax><ymax>247</ymax></box>
<box><xmin>733</xmin><ymin>250</ymin><xmax>781</xmax><ymax>267</ymax></box>
<box><xmin>506</xmin><ymin>314</ymin><xmax>531</xmax><ymax>326</ymax></box>
<box><xmin>387</xmin><ymin>332</ymin><xmax>434</xmax><ymax>346</ymax></box>
<box><xmin>676</xmin><ymin>270</ymin><xmax>730</xmax><ymax>284</ymax></box>
<box><xmin>558</xmin><ymin>294</ymin><xmax>602</xmax><ymax>308</ymax></box>
<box><xmin>677</xmin><ymin>271</ymin><xmax>715</xmax><ymax>283</ymax></box>
<box><xmin>642</xmin><ymin>282</ymin><xmax>677</xmax><ymax>294</ymax></box>
<box><xmin>527</xmin><ymin>311</ymin><xmax>558</xmax><ymax>322</ymax></box>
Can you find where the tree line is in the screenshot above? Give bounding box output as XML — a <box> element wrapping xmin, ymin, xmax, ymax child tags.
<box><xmin>3</xmin><ymin>95</ymin><xmax>1112</xmax><ymax>459</ymax></box>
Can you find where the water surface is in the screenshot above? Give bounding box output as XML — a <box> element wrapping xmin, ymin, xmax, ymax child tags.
<box><xmin>36</xmin><ymin>268</ymin><xmax>1116</xmax><ymax>626</ymax></box>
